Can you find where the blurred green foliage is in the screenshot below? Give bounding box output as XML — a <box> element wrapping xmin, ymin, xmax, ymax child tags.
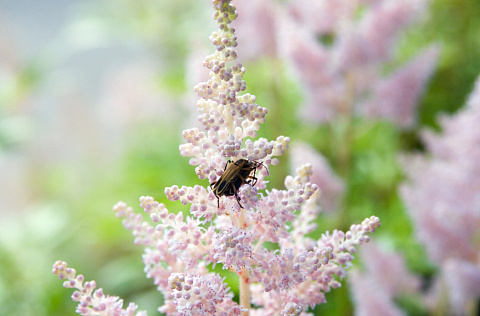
<box><xmin>418</xmin><ymin>0</ymin><xmax>480</xmax><ymax>128</ymax></box>
<box><xmin>1</xmin><ymin>0</ymin><xmax>479</xmax><ymax>315</ymax></box>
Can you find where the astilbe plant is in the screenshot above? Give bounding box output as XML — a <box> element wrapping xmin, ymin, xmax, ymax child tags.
<box><xmin>400</xmin><ymin>75</ymin><xmax>480</xmax><ymax>315</ymax></box>
<box><xmin>289</xmin><ymin>141</ymin><xmax>344</xmax><ymax>214</ymax></box>
<box><xmin>233</xmin><ymin>0</ymin><xmax>438</xmax><ymax>127</ymax></box>
<box><xmin>52</xmin><ymin>1</ymin><xmax>381</xmax><ymax>315</ymax></box>
<box><xmin>348</xmin><ymin>242</ymin><xmax>421</xmax><ymax>316</ymax></box>
<box><xmin>278</xmin><ymin>0</ymin><xmax>439</xmax><ymax>127</ymax></box>
<box><xmin>348</xmin><ymin>76</ymin><xmax>480</xmax><ymax>316</ymax></box>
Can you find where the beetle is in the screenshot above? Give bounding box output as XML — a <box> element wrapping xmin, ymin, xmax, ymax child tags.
<box><xmin>210</xmin><ymin>158</ymin><xmax>266</xmax><ymax>208</ymax></box>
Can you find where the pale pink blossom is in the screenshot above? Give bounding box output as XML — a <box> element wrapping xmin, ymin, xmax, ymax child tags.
<box><xmin>286</xmin><ymin>0</ymin><xmax>359</xmax><ymax>35</ymax></box>
<box><xmin>442</xmin><ymin>259</ymin><xmax>480</xmax><ymax>314</ymax></box>
<box><xmin>276</xmin><ymin>0</ymin><xmax>436</xmax><ymax>127</ymax></box>
<box><xmin>335</xmin><ymin>0</ymin><xmax>426</xmax><ymax>69</ymax></box>
<box><xmin>400</xmin><ymin>75</ymin><xmax>480</xmax><ymax>314</ymax></box>
<box><xmin>276</xmin><ymin>12</ymin><xmax>341</xmax><ymax>122</ymax></box>
<box><xmin>290</xmin><ymin>141</ymin><xmax>344</xmax><ymax>212</ymax></box>
<box><xmin>349</xmin><ymin>270</ymin><xmax>406</xmax><ymax>316</ymax></box>
<box><xmin>361</xmin><ymin>45</ymin><xmax>439</xmax><ymax>127</ymax></box>
<box><xmin>232</xmin><ymin>0</ymin><xmax>279</xmax><ymax>59</ymax></box>
<box><xmin>52</xmin><ymin>261</ymin><xmax>147</xmax><ymax>316</ymax></box>
<box><xmin>348</xmin><ymin>242</ymin><xmax>420</xmax><ymax>316</ymax></box>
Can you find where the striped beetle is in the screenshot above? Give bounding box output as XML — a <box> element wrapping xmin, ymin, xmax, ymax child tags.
<box><xmin>210</xmin><ymin>158</ymin><xmax>266</xmax><ymax>208</ymax></box>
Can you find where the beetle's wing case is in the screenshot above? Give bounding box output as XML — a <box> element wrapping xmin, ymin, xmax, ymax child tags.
<box><xmin>212</xmin><ymin>159</ymin><xmax>241</xmax><ymax>196</ymax></box>
<box><xmin>230</xmin><ymin>160</ymin><xmax>255</xmax><ymax>190</ymax></box>
<box><xmin>212</xmin><ymin>179</ymin><xmax>227</xmax><ymax>194</ymax></box>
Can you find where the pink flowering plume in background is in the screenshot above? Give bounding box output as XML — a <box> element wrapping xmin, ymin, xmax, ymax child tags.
<box><xmin>400</xmin><ymin>75</ymin><xmax>480</xmax><ymax>315</ymax></box>
<box><xmin>234</xmin><ymin>0</ymin><xmax>439</xmax><ymax>126</ymax></box>
<box><xmin>289</xmin><ymin>141</ymin><xmax>344</xmax><ymax>213</ymax></box>
<box><xmin>348</xmin><ymin>76</ymin><xmax>480</xmax><ymax>316</ymax></box>
<box><xmin>283</xmin><ymin>0</ymin><xmax>438</xmax><ymax>126</ymax></box>
<box><xmin>52</xmin><ymin>0</ymin><xmax>381</xmax><ymax>315</ymax></box>
<box><xmin>348</xmin><ymin>241</ymin><xmax>421</xmax><ymax>316</ymax></box>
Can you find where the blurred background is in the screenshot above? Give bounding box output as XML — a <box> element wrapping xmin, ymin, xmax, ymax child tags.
<box><xmin>1</xmin><ymin>0</ymin><xmax>479</xmax><ymax>315</ymax></box>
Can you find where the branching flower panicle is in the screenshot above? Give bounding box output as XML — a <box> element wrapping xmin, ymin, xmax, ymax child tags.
<box><xmin>399</xmin><ymin>75</ymin><xmax>480</xmax><ymax>314</ymax></box>
<box><xmin>52</xmin><ymin>261</ymin><xmax>147</xmax><ymax>316</ymax></box>
<box><xmin>53</xmin><ymin>1</ymin><xmax>381</xmax><ymax>315</ymax></box>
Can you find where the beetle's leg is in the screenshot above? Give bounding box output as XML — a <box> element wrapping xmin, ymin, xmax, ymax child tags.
<box><xmin>242</xmin><ymin>167</ymin><xmax>257</xmax><ymax>186</ymax></box>
<box><xmin>251</xmin><ymin>166</ymin><xmax>258</xmax><ymax>186</ymax></box>
<box><xmin>244</xmin><ymin>175</ymin><xmax>257</xmax><ymax>186</ymax></box>
<box><xmin>210</xmin><ymin>182</ymin><xmax>220</xmax><ymax>208</ymax></box>
<box><xmin>238</xmin><ymin>171</ymin><xmax>257</xmax><ymax>187</ymax></box>
<box><xmin>229</xmin><ymin>180</ymin><xmax>244</xmax><ymax>208</ymax></box>
<box><xmin>250</xmin><ymin>175</ymin><xmax>258</xmax><ymax>186</ymax></box>
<box><xmin>214</xmin><ymin>192</ymin><xmax>220</xmax><ymax>208</ymax></box>
<box><xmin>233</xmin><ymin>188</ymin><xmax>244</xmax><ymax>208</ymax></box>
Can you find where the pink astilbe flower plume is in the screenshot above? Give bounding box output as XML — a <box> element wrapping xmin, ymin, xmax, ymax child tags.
<box><xmin>335</xmin><ymin>0</ymin><xmax>423</xmax><ymax>69</ymax></box>
<box><xmin>52</xmin><ymin>261</ymin><xmax>147</xmax><ymax>316</ymax></box>
<box><xmin>349</xmin><ymin>271</ymin><xmax>406</xmax><ymax>316</ymax></box>
<box><xmin>348</xmin><ymin>242</ymin><xmax>421</xmax><ymax>316</ymax></box>
<box><xmin>290</xmin><ymin>141</ymin><xmax>344</xmax><ymax>213</ymax></box>
<box><xmin>400</xmin><ymin>75</ymin><xmax>480</xmax><ymax>314</ymax></box>
<box><xmin>232</xmin><ymin>0</ymin><xmax>279</xmax><ymax>59</ymax></box>
<box><xmin>361</xmin><ymin>45</ymin><xmax>440</xmax><ymax>127</ymax></box>
<box><xmin>53</xmin><ymin>1</ymin><xmax>381</xmax><ymax>314</ymax></box>
<box><xmin>276</xmin><ymin>0</ymin><xmax>438</xmax><ymax>127</ymax></box>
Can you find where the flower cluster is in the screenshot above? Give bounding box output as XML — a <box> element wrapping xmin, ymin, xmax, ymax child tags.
<box><xmin>399</xmin><ymin>75</ymin><xmax>480</xmax><ymax>314</ymax></box>
<box><xmin>233</xmin><ymin>0</ymin><xmax>438</xmax><ymax>127</ymax></box>
<box><xmin>52</xmin><ymin>261</ymin><xmax>146</xmax><ymax>316</ymax></box>
<box><xmin>348</xmin><ymin>241</ymin><xmax>421</xmax><ymax>316</ymax></box>
<box><xmin>289</xmin><ymin>141</ymin><xmax>344</xmax><ymax>213</ymax></box>
<box><xmin>53</xmin><ymin>0</ymin><xmax>381</xmax><ymax>314</ymax></box>
<box><xmin>167</xmin><ymin>273</ymin><xmax>244</xmax><ymax>315</ymax></box>
<box><xmin>344</xmin><ymin>75</ymin><xmax>480</xmax><ymax>316</ymax></box>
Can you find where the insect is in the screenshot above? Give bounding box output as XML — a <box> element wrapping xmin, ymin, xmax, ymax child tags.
<box><xmin>210</xmin><ymin>158</ymin><xmax>266</xmax><ymax>208</ymax></box>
